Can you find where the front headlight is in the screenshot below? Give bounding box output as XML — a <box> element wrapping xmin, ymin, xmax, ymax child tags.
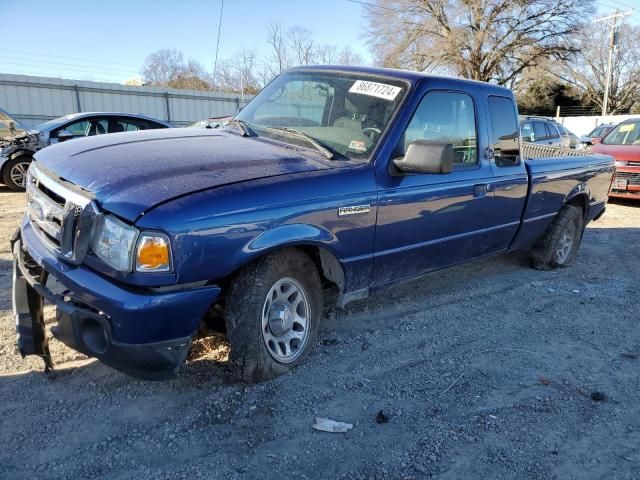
<box><xmin>135</xmin><ymin>233</ymin><xmax>172</xmax><ymax>272</ymax></box>
<box><xmin>615</xmin><ymin>160</ymin><xmax>629</xmax><ymax>167</ymax></box>
<box><xmin>91</xmin><ymin>215</ymin><xmax>137</xmax><ymax>272</ymax></box>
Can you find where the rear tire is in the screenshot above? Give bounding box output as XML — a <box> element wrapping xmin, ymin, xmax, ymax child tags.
<box><xmin>2</xmin><ymin>155</ymin><xmax>32</xmax><ymax>191</ymax></box>
<box><xmin>225</xmin><ymin>249</ymin><xmax>323</xmax><ymax>383</ymax></box>
<box><xmin>529</xmin><ymin>205</ymin><xmax>584</xmax><ymax>270</ymax></box>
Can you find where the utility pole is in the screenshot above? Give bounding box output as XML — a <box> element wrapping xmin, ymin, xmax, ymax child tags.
<box><xmin>594</xmin><ymin>9</ymin><xmax>633</xmax><ymax>116</ymax></box>
<box><xmin>212</xmin><ymin>0</ymin><xmax>224</xmax><ymax>90</ymax></box>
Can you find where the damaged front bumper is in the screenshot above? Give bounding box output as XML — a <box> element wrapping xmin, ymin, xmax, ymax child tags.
<box><xmin>11</xmin><ymin>227</ymin><xmax>221</xmax><ymax>380</ymax></box>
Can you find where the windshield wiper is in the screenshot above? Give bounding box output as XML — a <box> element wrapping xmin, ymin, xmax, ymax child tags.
<box><xmin>263</xmin><ymin>126</ymin><xmax>335</xmax><ymax>160</ymax></box>
<box><xmin>224</xmin><ymin>119</ymin><xmax>254</xmax><ymax>137</ymax></box>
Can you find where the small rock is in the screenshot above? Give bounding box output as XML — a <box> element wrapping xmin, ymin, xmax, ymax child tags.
<box><xmin>591</xmin><ymin>391</ymin><xmax>607</xmax><ymax>402</ymax></box>
<box><xmin>375</xmin><ymin>410</ymin><xmax>389</xmax><ymax>424</ymax></box>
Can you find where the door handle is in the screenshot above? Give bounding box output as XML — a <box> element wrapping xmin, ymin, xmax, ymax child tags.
<box><xmin>473</xmin><ymin>184</ymin><xmax>491</xmax><ymax>197</ymax></box>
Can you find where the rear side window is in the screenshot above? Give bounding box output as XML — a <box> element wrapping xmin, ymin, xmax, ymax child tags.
<box><xmin>533</xmin><ymin>121</ymin><xmax>547</xmax><ymax>141</ymax></box>
<box><xmin>488</xmin><ymin>96</ymin><xmax>520</xmax><ymax>167</ymax></box>
<box><xmin>404</xmin><ymin>91</ymin><xmax>478</xmax><ymax>165</ymax></box>
<box><xmin>546</xmin><ymin>123</ymin><xmax>559</xmax><ymax>139</ymax></box>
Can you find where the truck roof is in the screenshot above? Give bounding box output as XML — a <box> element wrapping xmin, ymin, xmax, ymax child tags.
<box><xmin>288</xmin><ymin>65</ymin><xmax>513</xmax><ymax>96</ymax></box>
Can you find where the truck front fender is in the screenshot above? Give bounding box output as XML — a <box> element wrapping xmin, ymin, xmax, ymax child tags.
<box><xmin>244</xmin><ymin>224</ymin><xmax>353</xmax><ymax>305</ymax></box>
<box><xmin>244</xmin><ymin>223</ymin><xmax>337</xmax><ymax>253</ymax></box>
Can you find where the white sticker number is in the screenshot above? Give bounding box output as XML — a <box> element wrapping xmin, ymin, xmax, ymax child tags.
<box><xmin>349</xmin><ymin>80</ymin><xmax>401</xmax><ymax>101</ymax></box>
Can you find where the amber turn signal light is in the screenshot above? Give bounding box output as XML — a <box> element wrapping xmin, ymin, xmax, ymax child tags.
<box><xmin>135</xmin><ymin>234</ymin><xmax>171</xmax><ymax>272</ymax></box>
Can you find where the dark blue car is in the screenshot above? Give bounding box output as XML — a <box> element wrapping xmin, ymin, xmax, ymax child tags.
<box><xmin>12</xmin><ymin>66</ymin><xmax>614</xmax><ymax>381</ymax></box>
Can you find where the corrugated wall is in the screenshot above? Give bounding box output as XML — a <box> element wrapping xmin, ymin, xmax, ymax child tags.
<box><xmin>0</xmin><ymin>73</ymin><xmax>253</xmax><ymax>128</ymax></box>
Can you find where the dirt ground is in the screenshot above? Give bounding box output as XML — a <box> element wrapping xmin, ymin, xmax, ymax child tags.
<box><xmin>0</xmin><ymin>186</ymin><xmax>639</xmax><ymax>480</ymax></box>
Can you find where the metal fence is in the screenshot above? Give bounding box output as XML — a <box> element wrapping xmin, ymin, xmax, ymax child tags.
<box><xmin>0</xmin><ymin>73</ymin><xmax>253</xmax><ymax>128</ymax></box>
<box><xmin>521</xmin><ymin>142</ymin><xmax>585</xmax><ymax>159</ymax></box>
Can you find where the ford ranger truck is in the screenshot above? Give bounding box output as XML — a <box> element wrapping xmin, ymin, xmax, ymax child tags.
<box><xmin>12</xmin><ymin>66</ymin><xmax>614</xmax><ymax>382</ymax></box>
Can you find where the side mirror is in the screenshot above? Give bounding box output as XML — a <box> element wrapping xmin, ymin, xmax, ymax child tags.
<box><xmin>56</xmin><ymin>129</ymin><xmax>74</xmax><ymax>142</ymax></box>
<box><xmin>529</xmin><ymin>133</ymin><xmax>535</xmax><ymax>142</ymax></box>
<box><xmin>591</xmin><ymin>137</ymin><xmax>601</xmax><ymax>145</ymax></box>
<box><xmin>393</xmin><ymin>140</ymin><xmax>453</xmax><ymax>174</ymax></box>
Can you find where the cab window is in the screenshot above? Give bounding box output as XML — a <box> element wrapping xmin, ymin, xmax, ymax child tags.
<box><xmin>488</xmin><ymin>96</ymin><xmax>520</xmax><ymax>167</ymax></box>
<box><xmin>403</xmin><ymin>91</ymin><xmax>477</xmax><ymax>165</ymax></box>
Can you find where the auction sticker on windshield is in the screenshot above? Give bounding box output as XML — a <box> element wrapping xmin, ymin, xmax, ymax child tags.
<box><xmin>349</xmin><ymin>80</ymin><xmax>401</xmax><ymax>101</ymax></box>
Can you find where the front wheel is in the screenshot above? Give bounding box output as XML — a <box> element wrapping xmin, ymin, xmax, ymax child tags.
<box><xmin>2</xmin><ymin>155</ymin><xmax>32</xmax><ymax>191</ymax></box>
<box><xmin>225</xmin><ymin>249</ymin><xmax>323</xmax><ymax>383</ymax></box>
<box><xmin>530</xmin><ymin>205</ymin><xmax>584</xmax><ymax>270</ymax></box>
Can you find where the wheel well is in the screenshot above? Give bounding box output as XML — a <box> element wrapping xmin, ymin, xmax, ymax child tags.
<box><xmin>1</xmin><ymin>152</ymin><xmax>33</xmax><ymax>176</ymax></box>
<box><xmin>566</xmin><ymin>194</ymin><xmax>588</xmax><ymax>220</ymax></box>
<box><xmin>218</xmin><ymin>245</ymin><xmax>345</xmax><ymax>298</ymax></box>
<box><xmin>295</xmin><ymin>245</ymin><xmax>345</xmax><ymax>292</ymax></box>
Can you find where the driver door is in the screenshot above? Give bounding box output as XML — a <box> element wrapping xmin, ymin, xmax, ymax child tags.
<box><xmin>372</xmin><ymin>89</ymin><xmax>495</xmax><ymax>285</ymax></box>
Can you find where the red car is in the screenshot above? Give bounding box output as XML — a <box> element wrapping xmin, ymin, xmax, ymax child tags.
<box><xmin>592</xmin><ymin>119</ymin><xmax>640</xmax><ymax>200</ymax></box>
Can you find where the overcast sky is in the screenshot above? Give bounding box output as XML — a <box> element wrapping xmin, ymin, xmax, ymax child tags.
<box><xmin>0</xmin><ymin>0</ymin><xmax>637</xmax><ymax>83</ymax></box>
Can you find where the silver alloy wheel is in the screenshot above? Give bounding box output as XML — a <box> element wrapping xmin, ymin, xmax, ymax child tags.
<box><xmin>9</xmin><ymin>161</ymin><xmax>30</xmax><ymax>188</ymax></box>
<box><xmin>555</xmin><ymin>222</ymin><xmax>576</xmax><ymax>264</ymax></box>
<box><xmin>261</xmin><ymin>277</ymin><xmax>310</xmax><ymax>363</ymax></box>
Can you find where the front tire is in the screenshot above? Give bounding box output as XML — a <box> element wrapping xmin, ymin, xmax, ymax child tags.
<box><xmin>530</xmin><ymin>205</ymin><xmax>584</xmax><ymax>270</ymax></box>
<box><xmin>225</xmin><ymin>249</ymin><xmax>323</xmax><ymax>383</ymax></box>
<box><xmin>2</xmin><ymin>155</ymin><xmax>32</xmax><ymax>191</ymax></box>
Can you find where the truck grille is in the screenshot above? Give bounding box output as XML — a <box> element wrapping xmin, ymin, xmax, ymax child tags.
<box><xmin>26</xmin><ymin>164</ymin><xmax>96</xmax><ymax>264</ymax></box>
<box><xmin>615</xmin><ymin>171</ymin><xmax>640</xmax><ymax>186</ymax></box>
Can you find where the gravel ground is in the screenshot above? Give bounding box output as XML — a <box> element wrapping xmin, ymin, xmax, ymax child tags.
<box><xmin>0</xmin><ymin>186</ymin><xmax>639</xmax><ymax>480</ymax></box>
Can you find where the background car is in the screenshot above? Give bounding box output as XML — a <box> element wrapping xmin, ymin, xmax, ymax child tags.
<box><xmin>187</xmin><ymin>116</ymin><xmax>232</xmax><ymax>129</ymax></box>
<box><xmin>0</xmin><ymin>112</ymin><xmax>173</xmax><ymax>191</ymax></box>
<box><xmin>592</xmin><ymin>119</ymin><xmax>640</xmax><ymax>200</ymax></box>
<box><xmin>520</xmin><ymin>117</ymin><xmax>570</xmax><ymax>148</ymax></box>
<box><xmin>555</xmin><ymin>124</ymin><xmax>583</xmax><ymax>149</ymax></box>
<box><xmin>580</xmin><ymin>123</ymin><xmax>616</xmax><ymax>147</ymax></box>
<box><xmin>0</xmin><ymin>106</ymin><xmax>25</xmax><ymax>138</ymax></box>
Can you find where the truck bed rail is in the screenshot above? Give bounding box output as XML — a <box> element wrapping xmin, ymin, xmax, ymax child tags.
<box><xmin>521</xmin><ymin>142</ymin><xmax>585</xmax><ymax>160</ymax></box>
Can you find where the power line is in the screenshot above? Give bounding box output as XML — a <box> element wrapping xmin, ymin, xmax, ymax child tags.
<box><xmin>0</xmin><ymin>56</ymin><xmax>138</xmax><ymax>76</ymax></box>
<box><xmin>0</xmin><ymin>48</ymin><xmax>139</xmax><ymax>68</ymax></box>
<box><xmin>0</xmin><ymin>66</ymin><xmax>118</xmax><ymax>83</ymax></box>
<box><xmin>347</xmin><ymin>0</ymin><xmax>400</xmax><ymax>11</ymax></box>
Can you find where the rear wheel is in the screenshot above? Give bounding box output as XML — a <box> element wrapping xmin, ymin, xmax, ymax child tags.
<box><xmin>530</xmin><ymin>205</ymin><xmax>584</xmax><ymax>270</ymax></box>
<box><xmin>2</xmin><ymin>155</ymin><xmax>32</xmax><ymax>191</ymax></box>
<box><xmin>225</xmin><ymin>249</ymin><xmax>323</xmax><ymax>383</ymax></box>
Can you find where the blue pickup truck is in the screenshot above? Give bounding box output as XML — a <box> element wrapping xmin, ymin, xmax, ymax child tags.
<box><xmin>12</xmin><ymin>66</ymin><xmax>614</xmax><ymax>381</ymax></box>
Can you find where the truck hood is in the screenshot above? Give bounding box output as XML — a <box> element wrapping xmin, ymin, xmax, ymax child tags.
<box><xmin>34</xmin><ymin>128</ymin><xmax>332</xmax><ymax>222</ymax></box>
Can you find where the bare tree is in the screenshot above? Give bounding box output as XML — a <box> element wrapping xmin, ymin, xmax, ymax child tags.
<box><xmin>215</xmin><ymin>48</ymin><xmax>261</xmax><ymax>94</ymax></box>
<box><xmin>562</xmin><ymin>23</ymin><xmax>640</xmax><ymax>114</ymax></box>
<box><xmin>288</xmin><ymin>27</ymin><xmax>316</xmax><ymax>65</ymax></box>
<box><xmin>141</xmin><ymin>49</ymin><xmax>211</xmax><ymax>90</ymax></box>
<box><xmin>316</xmin><ymin>44</ymin><xmax>339</xmax><ymax>64</ymax></box>
<box><xmin>364</xmin><ymin>0</ymin><xmax>593</xmax><ymax>87</ymax></box>
<box><xmin>336</xmin><ymin>46</ymin><xmax>364</xmax><ymax>66</ymax></box>
<box><xmin>266</xmin><ymin>22</ymin><xmax>291</xmax><ymax>76</ymax></box>
<box><xmin>141</xmin><ymin>49</ymin><xmax>185</xmax><ymax>85</ymax></box>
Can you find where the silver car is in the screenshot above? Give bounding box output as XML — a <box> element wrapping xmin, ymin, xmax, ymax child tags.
<box><xmin>0</xmin><ymin>112</ymin><xmax>172</xmax><ymax>191</ymax></box>
<box><xmin>520</xmin><ymin>118</ymin><xmax>571</xmax><ymax>148</ymax></box>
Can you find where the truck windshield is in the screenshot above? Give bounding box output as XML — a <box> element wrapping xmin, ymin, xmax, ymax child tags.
<box><xmin>602</xmin><ymin>121</ymin><xmax>640</xmax><ymax>145</ymax></box>
<box><xmin>233</xmin><ymin>71</ymin><xmax>408</xmax><ymax>160</ymax></box>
